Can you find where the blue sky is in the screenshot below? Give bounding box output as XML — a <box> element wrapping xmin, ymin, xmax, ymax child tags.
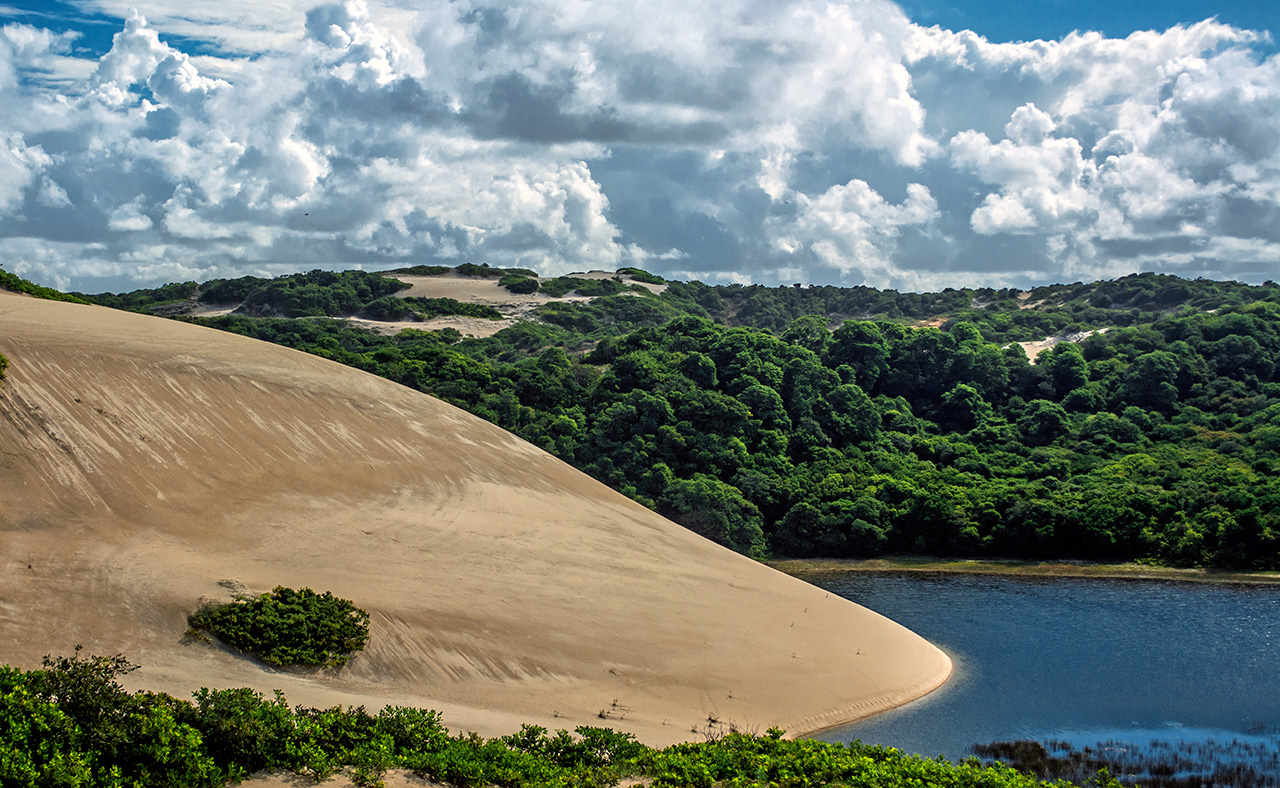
<box><xmin>899</xmin><ymin>0</ymin><xmax>1278</xmax><ymax>44</ymax></box>
<box><xmin>1</xmin><ymin>0</ymin><xmax>1279</xmax><ymax>292</ymax></box>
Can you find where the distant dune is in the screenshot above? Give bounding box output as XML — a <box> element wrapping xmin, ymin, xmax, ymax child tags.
<box><xmin>0</xmin><ymin>289</ymin><xmax>950</xmax><ymax>746</ymax></box>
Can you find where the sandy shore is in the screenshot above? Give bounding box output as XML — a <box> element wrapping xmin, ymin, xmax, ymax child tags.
<box><xmin>0</xmin><ymin>290</ymin><xmax>950</xmax><ymax>748</ymax></box>
<box><xmin>772</xmin><ymin>557</ymin><xmax>1280</xmax><ymax>585</ymax></box>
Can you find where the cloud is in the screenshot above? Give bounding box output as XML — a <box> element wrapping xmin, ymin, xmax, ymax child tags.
<box><xmin>0</xmin><ymin>132</ymin><xmax>52</xmax><ymax>215</ymax></box>
<box><xmin>0</xmin><ymin>2</ymin><xmax>1279</xmax><ymax>292</ymax></box>
<box><xmin>777</xmin><ymin>179</ymin><xmax>938</xmax><ymax>281</ymax></box>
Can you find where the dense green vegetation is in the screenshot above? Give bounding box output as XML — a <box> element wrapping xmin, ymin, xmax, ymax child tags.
<box><xmin>0</xmin><ymin>350</ymin><xmax>7</xmax><ymax>383</ymax></box>
<box><xmin>390</xmin><ymin>264</ymin><xmax>452</xmax><ymax>277</ymax></box>
<box><xmin>82</xmin><ymin>269</ymin><xmax>1280</xmax><ymax>569</ymax></box>
<box><xmin>1</xmin><ymin>650</ymin><xmax>1113</xmax><ymax>788</ymax></box>
<box><xmin>538</xmin><ymin>277</ymin><xmax>643</xmax><ymax>298</ymax></box>
<box><xmin>362</xmin><ymin>296</ymin><xmax>503</xmax><ymax>322</ymax></box>
<box><xmin>501</xmin><ymin>274</ymin><xmax>541</xmax><ymax>294</ymax></box>
<box><xmin>187</xmin><ymin>587</ymin><xmax>369</xmax><ymax>668</ymax></box>
<box><xmin>0</xmin><ymin>265</ymin><xmax>90</xmax><ymax>304</ymax></box>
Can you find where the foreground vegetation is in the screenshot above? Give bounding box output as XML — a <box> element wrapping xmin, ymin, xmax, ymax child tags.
<box><xmin>187</xmin><ymin>587</ymin><xmax>370</xmax><ymax>668</ymax></box>
<box><xmin>1</xmin><ymin>650</ymin><xmax>1116</xmax><ymax>788</ymax></box>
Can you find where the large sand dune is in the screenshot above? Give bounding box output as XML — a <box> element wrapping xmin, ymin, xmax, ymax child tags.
<box><xmin>0</xmin><ymin>290</ymin><xmax>949</xmax><ymax>746</ymax></box>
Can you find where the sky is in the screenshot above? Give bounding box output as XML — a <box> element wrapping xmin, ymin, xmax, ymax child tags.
<box><xmin>1</xmin><ymin>1</ymin><xmax>1278</xmax><ymax>293</ymax></box>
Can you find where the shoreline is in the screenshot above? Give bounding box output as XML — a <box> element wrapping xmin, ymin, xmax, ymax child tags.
<box><xmin>795</xmin><ymin>649</ymin><xmax>955</xmax><ymax>741</ymax></box>
<box><xmin>770</xmin><ymin>556</ymin><xmax>1280</xmax><ymax>585</ymax></box>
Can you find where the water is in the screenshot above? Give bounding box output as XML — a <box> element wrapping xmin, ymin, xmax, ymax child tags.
<box><xmin>808</xmin><ymin>572</ymin><xmax>1280</xmax><ymax>762</ymax></box>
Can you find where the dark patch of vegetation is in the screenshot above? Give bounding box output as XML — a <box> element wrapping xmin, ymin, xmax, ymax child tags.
<box><xmin>76</xmin><ymin>271</ymin><xmax>412</xmax><ymax>318</ymax></box>
<box><xmin>0</xmin><ymin>266</ymin><xmax>90</xmax><ymax>304</ymax></box>
<box><xmin>616</xmin><ymin>267</ymin><xmax>665</xmax><ymax>285</ymax></box>
<box><xmin>401</xmin><ymin>297</ymin><xmax>503</xmax><ymax>320</ymax></box>
<box><xmin>501</xmin><ymin>274</ymin><xmax>541</xmax><ymax>294</ymax></box>
<box><xmin>76</xmin><ymin>281</ymin><xmax>200</xmax><ymax>312</ymax></box>
<box><xmin>197</xmin><ymin>276</ymin><xmax>269</xmax><ymax>305</ymax></box>
<box><xmin>0</xmin><ymin>350</ymin><xmax>7</xmax><ymax>383</ymax></box>
<box><xmin>187</xmin><ymin>586</ymin><xmax>370</xmax><ymax>668</ymax></box>
<box><xmin>389</xmin><ymin>264</ymin><xmax>452</xmax><ymax>276</ymax></box>
<box><xmin>2</xmin><ymin>650</ymin><xmax>1115</xmax><ymax>788</ymax></box>
<box><xmin>361</xmin><ymin>296</ymin><xmax>503</xmax><ymax>322</ymax></box>
<box><xmin>234</xmin><ymin>270</ymin><xmax>410</xmax><ymax>318</ymax></box>
<box><xmin>539</xmin><ymin>277</ymin><xmax>638</xmax><ymax>298</ymax></box>
<box><xmin>974</xmin><ymin>735</ymin><xmax>1280</xmax><ymax>788</ymax></box>
<box><xmin>453</xmin><ymin>262</ymin><xmax>538</xmax><ymax>279</ymax></box>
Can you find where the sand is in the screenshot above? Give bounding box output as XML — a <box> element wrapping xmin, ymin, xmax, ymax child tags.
<box><xmin>1016</xmin><ymin>328</ymin><xmax>1109</xmax><ymax>363</ymax></box>
<box><xmin>344</xmin><ymin>272</ymin><xmax>659</xmax><ymax>338</ymax></box>
<box><xmin>0</xmin><ymin>289</ymin><xmax>950</xmax><ymax>750</ymax></box>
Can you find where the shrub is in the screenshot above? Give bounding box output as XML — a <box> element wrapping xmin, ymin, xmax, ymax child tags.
<box><xmin>4</xmin><ymin>652</ymin><xmax>1123</xmax><ymax>788</ymax></box>
<box><xmin>390</xmin><ymin>265</ymin><xmax>451</xmax><ymax>277</ymax></box>
<box><xmin>188</xmin><ymin>586</ymin><xmax>370</xmax><ymax>667</ymax></box>
<box><xmin>0</xmin><ymin>351</ymin><xmax>7</xmax><ymax>382</ymax></box>
<box><xmin>0</xmin><ymin>266</ymin><xmax>90</xmax><ymax>304</ymax></box>
<box><xmin>454</xmin><ymin>263</ymin><xmax>506</xmax><ymax>279</ymax></box>
<box><xmin>403</xmin><ymin>297</ymin><xmax>504</xmax><ymax>320</ymax></box>
<box><xmin>500</xmin><ymin>274</ymin><xmax>540</xmax><ymax>294</ymax></box>
<box><xmin>616</xmin><ymin>267</ymin><xmax>665</xmax><ymax>285</ymax></box>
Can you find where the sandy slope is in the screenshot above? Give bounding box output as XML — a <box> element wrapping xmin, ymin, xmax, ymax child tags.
<box><xmin>0</xmin><ymin>290</ymin><xmax>950</xmax><ymax>747</ymax></box>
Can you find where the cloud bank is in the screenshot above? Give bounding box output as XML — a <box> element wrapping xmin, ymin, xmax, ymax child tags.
<box><xmin>1</xmin><ymin>0</ymin><xmax>1278</xmax><ymax>291</ymax></box>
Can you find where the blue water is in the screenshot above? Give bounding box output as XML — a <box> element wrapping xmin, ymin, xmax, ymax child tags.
<box><xmin>808</xmin><ymin>572</ymin><xmax>1280</xmax><ymax>760</ymax></box>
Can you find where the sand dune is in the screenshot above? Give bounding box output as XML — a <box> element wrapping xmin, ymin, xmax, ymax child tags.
<box><xmin>0</xmin><ymin>290</ymin><xmax>949</xmax><ymax>747</ymax></box>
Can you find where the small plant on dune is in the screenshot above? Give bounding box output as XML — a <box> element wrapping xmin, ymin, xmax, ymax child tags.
<box><xmin>188</xmin><ymin>586</ymin><xmax>370</xmax><ymax>668</ymax></box>
<box><xmin>0</xmin><ymin>350</ymin><xmax>8</xmax><ymax>383</ymax></box>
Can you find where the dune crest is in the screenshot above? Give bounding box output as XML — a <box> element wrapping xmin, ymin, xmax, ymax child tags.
<box><xmin>0</xmin><ymin>290</ymin><xmax>949</xmax><ymax>745</ymax></box>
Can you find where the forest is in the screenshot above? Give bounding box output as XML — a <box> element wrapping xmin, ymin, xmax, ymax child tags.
<box><xmin>35</xmin><ymin>266</ymin><xmax>1280</xmax><ymax>569</ymax></box>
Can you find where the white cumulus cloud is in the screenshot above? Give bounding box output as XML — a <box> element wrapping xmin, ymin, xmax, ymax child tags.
<box><xmin>0</xmin><ymin>2</ymin><xmax>1278</xmax><ymax>292</ymax></box>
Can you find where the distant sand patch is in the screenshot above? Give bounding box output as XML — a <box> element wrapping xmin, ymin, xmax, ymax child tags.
<box><xmin>1017</xmin><ymin>328</ymin><xmax>1109</xmax><ymax>363</ymax></box>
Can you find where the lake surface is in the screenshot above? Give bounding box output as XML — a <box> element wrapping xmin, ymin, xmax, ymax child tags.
<box><xmin>808</xmin><ymin>572</ymin><xmax>1280</xmax><ymax>761</ymax></box>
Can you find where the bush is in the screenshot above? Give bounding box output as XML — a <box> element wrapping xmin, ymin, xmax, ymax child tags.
<box><xmin>0</xmin><ymin>351</ymin><xmax>7</xmax><ymax>382</ymax></box>
<box><xmin>188</xmin><ymin>586</ymin><xmax>370</xmax><ymax>667</ymax></box>
<box><xmin>454</xmin><ymin>263</ymin><xmax>506</xmax><ymax>279</ymax></box>
<box><xmin>4</xmin><ymin>651</ymin><xmax>1121</xmax><ymax>788</ymax></box>
<box><xmin>616</xmin><ymin>267</ymin><xmax>665</xmax><ymax>285</ymax></box>
<box><xmin>390</xmin><ymin>265</ymin><xmax>451</xmax><ymax>277</ymax></box>
<box><xmin>0</xmin><ymin>267</ymin><xmax>90</xmax><ymax>304</ymax></box>
<box><xmin>500</xmin><ymin>275</ymin><xmax>540</xmax><ymax>294</ymax></box>
<box><xmin>403</xmin><ymin>297</ymin><xmax>504</xmax><ymax>320</ymax></box>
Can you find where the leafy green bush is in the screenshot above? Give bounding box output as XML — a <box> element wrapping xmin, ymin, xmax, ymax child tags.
<box><xmin>403</xmin><ymin>296</ymin><xmax>504</xmax><ymax>320</ymax></box>
<box><xmin>236</xmin><ymin>270</ymin><xmax>411</xmax><ymax>317</ymax></box>
<box><xmin>0</xmin><ymin>266</ymin><xmax>90</xmax><ymax>304</ymax></box>
<box><xmin>78</xmin><ymin>281</ymin><xmax>199</xmax><ymax>312</ymax></box>
<box><xmin>539</xmin><ymin>277</ymin><xmax>631</xmax><ymax>298</ymax></box>
<box><xmin>454</xmin><ymin>262</ymin><xmax>507</xmax><ymax>278</ymax></box>
<box><xmin>0</xmin><ymin>351</ymin><xmax>7</xmax><ymax>382</ymax></box>
<box><xmin>198</xmin><ymin>276</ymin><xmax>270</xmax><ymax>304</ymax></box>
<box><xmin>4</xmin><ymin>651</ymin><xmax>1124</xmax><ymax>788</ymax></box>
<box><xmin>361</xmin><ymin>296</ymin><xmax>417</xmax><ymax>321</ymax></box>
<box><xmin>188</xmin><ymin>587</ymin><xmax>370</xmax><ymax>667</ymax></box>
<box><xmin>500</xmin><ymin>274</ymin><xmax>540</xmax><ymax>294</ymax></box>
<box><xmin>390</xmin><ymin>265</ymin><xmax>451</xmax><ymax>277</ymax></box>
<box><xmin>616</xmin><ymin>267</ymin><xmax>665</xmax><ymax>285</ymax></box>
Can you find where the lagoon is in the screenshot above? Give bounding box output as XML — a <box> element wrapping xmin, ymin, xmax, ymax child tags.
<box><xmin>809</xmin><ymin>572</ymin><xmax>1280</xmax><ymax>762</ymax></box>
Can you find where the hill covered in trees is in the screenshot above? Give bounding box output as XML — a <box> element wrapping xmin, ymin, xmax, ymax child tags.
<box><xmin>54</xmin><ymin>267</ymin><xmax>1280</xmax><ymax>569</ymax></box>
